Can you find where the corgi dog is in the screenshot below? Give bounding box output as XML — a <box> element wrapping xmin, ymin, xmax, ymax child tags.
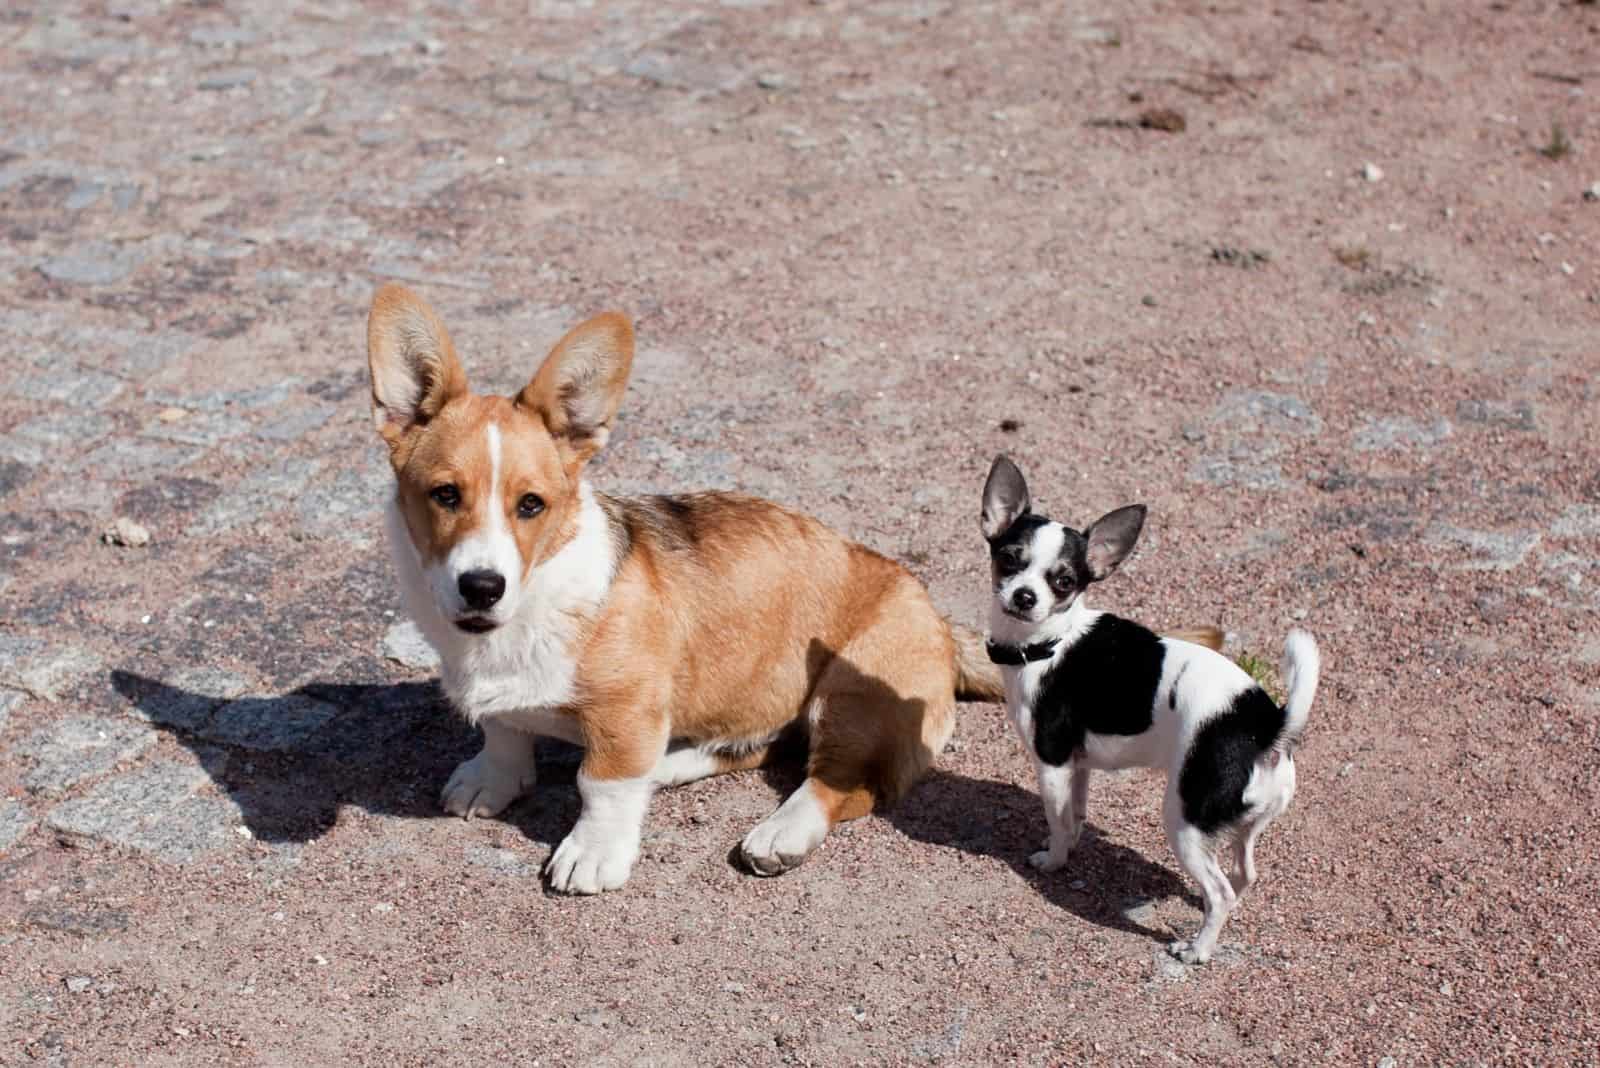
<box><xmin>980</xmin><ymin>455</ymin><xmax>1319</xmax><ymax>963</ymax></box>
<box><xmin>365</xmin><ymin>284</ymin><xmax>1008</xmax><ymax>894</ymax></box>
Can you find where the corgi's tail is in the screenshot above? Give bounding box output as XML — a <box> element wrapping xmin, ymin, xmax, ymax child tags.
<box><xmin>1277</xmin><ymin>628</ymin><xmax>1320</xmax><ymax>753</ymax></box>
<box><xmin>950</xmin><ymin>622</ymin><xmax>1005</xmax><ymax>703</ymax></box>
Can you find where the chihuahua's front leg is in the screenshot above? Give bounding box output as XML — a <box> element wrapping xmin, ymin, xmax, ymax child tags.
<box><xmin>1029</xmin><ymin>758</ymin><xmax>1079</xmax><ymax>872</ymax></box>
<box><xmin>442</xmin><ymin>718</ymin><xmax>538</xmax><ymax>819</ymax></box>
<box><xmin>546</xmin><ymin>718</ymin><xmax>667</xmax><ymax>895</ymax></box>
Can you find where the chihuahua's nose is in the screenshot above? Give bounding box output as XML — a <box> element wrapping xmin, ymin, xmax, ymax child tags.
<box><xmin>458</xmin><ymin>569</ymin><xmax>506</xmax><ymax>611</ymax></box>
<box><xmin>1011</xmin><ymin>587</ymin><xmax>1037</xmax><ymax>613</ymax></box>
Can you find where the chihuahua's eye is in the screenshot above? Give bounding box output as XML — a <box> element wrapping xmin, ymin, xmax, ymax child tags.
<box><xmin>996</xmin><ymin>549</ymin><xmax>1025</xmax><ymax>574</ymax></box>
<box><xmin>517</xmin><ymin>493</ymin><xmax>545</xmax><ymax>519</ymax></box>
<box><xmin>1049</xmin><ymin>573</ymin><xmax>1075</xmax><ymax>597</ymax></box>
<box><xmin>429</xmin><ymin>484</ymin><xmax>460</xmax><ymax>510</ymax></box>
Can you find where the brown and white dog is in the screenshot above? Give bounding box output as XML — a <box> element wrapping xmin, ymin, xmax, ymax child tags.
<box><xmin>366</xmin><ymin>284</ymin><xmax>1007</xmax><ymax>894</ymax></box>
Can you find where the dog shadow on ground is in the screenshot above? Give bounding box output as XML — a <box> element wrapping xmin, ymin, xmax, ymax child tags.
<box><xmin>781</xmin><ymin>641</ymin><xmax>1200</xmax><ymax>944</ymax></box>
<box><xmin>889</xmin><ymin>773</ymin><xmax>1202</xmax><ymax>943</ymax></box>
<box><xmin>108</xmin><ymin>669</ymin><xmax>582</xmax><ymax>852</ymax></box>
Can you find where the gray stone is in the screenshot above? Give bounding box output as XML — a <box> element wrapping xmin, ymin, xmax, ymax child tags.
<box><xmin>1552</xmin><ymin>505</ymin><xmax>1600</xmax><ymax>538</ymax></box>
<box><xmin>464</xmin><ymin>844</ymin><xmax>538</xmax><ymax>877</ymax></box>
<box><xmin>149</xmin><ymin>378</ymin><xmax>301</xmax><ymax>413</ymax></box>
<box><xmin>37</xmin><ymin>242</ymin><xmax>142</xmax><ymax>286</ymax></box>
<box><xmin>1187</xmin><ymin>440</ymin><xmax>1285</xmax><ymax>491</ymax></box>
<box><xmin>624</xmin><ymin>51</ymin><xmax>746</xmax><ymax>93</ymax></box>
<box><xmin>1426</xmin><ymin>523</ymin><xmax>1542</xmax><ymax>571</ymax></box>
<box><xmin>189</xmin><ymin>25</ymin><xmax>259</xmax><ymax>47</ymax></box>
<box><xmin>294</xmin><ymin>464</ymin><xmax>387</xmax><ymax>542</ymax></box>
<box><xmin>129</xmin><ymin>666</ymin><xmax>251</xmax><ymax>732</ymax></box>
<box><xmin>1152</xmin><ymin>950</ymin><xmax>1190</xmax><ymax>982</ymax></box>
<box><xmin>1456</xmin><ymin>398</ymin><xmax>1537</xmax><ymax>432</ymax></box>
<box><xmin>252</xmin><ymin>403</ymin><xmax>336</xmax><ymax>441</ymax></box>
<box><xmin>199</xmin><ymin>67</ymin><xmax>258</xmax><ymax>91</ymax></box>
<box><xmin>12</xmin><ymin>365</ymin><xmax>124</xmax><ymax>408</ymax></box>
<box><xmin>65</xmin><ymin>181</ymin><xmax>104</xmax><ymax>211</ymax></box>
<box><xmin>74</xmin><ymin>439</ymin><xmax>203</xmax><ymax>481</ymax></box>
<box><xmin>0</xmin><ymin>411</ymin><xmax>116</xmax><ymax>464</ymax></box>
<box><xmin>187</xmin><ymin>457</ymin><xmax>321</xmax><ymax>536</ymax></box>
<box><xmin>46</xmin><ymin>760</ymin><xmax>240</xmax><ymax>863</ymax></box>
<box><xmin>1353</xmin><ymin>416</ymin><xmax>1453</xmax><ymax>451</ymax></box>
<box><xmin>18</xmin><ymin>716</ymin><xmax>156</xmax><ymax>795</ymax></box>
<box><xmin>141</xmin><ymin>409</ymin><xmax>253</xmax><ymax>446</ymax></box>
<box><xmin>206</xmin><ymin>694</ymin><xmax>337</xmax><ymax>751</ymax></box>
<box><xmin>0</xmin><ymin>637</ymin><xmax>104</xmax><ymax>701</ymax></box>
<box><xmin>65</xmin><ymin>976</ymin><xmax>93</xmax><ymax>994</ymax></box>
<box><xmin>382</xmin><ymin>620</ymin><xmax>440</xmax><ymax>672</ymax></box>
<box><xmin>118</xmin><ymin>331</ymin><xmax>198</xmax><ymax>376</ymax></box>
<box><xmin>1208</xmin><ymin>390</ymin><xmax>1322</xmax><ymax>436</ymax></box>
<box><xmin>0</xmin><ymin>798</ymin><xmax>35</xmax><ymax>852</ymax></box>
<box><xmin>0</xmin><ymin>688</ymin><xmax>22</xmax><ymax>732</ymax></box>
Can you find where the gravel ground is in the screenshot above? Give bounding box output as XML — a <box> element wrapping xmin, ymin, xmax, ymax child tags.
<box><xmin>2</xmin><ymin>1</ymin><xmax>1598</xmax><ymax>1064</ymax></box>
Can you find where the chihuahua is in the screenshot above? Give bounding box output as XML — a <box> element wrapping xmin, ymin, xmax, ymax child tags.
<box><xmin>980</xmin><ymin>455</ymin><xmax>1320</xmax><ymax>963</ymax></box>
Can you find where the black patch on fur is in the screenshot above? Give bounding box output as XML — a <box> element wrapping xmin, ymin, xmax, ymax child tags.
<box><xmin>988</xmin><ymin>512</ymin><xmax>1050</xmax><ymax>553</ymax></box>
<box><xmin>1178</xmin><ymin>687</ymin><xmax>1287</xmax><ymax>834</ymax></box>
<box><xmin>600</xmin><ymin>492</ymin><xmax>710</xmax><ymax>557</ymax></box>
<box><xmin>1032</xmin><ymin>614</ymin><xmax>1166</xmax><ymax>766</ymax></box>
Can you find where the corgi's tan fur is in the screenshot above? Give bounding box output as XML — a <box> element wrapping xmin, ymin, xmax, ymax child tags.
<box><xmin>367</xmin><ymin>284</ymin><xmax>1003</xmax><ymax>893</ymax></box>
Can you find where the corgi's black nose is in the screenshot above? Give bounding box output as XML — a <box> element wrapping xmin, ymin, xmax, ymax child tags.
<box><xmin>1011</xmin><ymin>587</ymin><xmax>1037</xmax><ymax>612</ymax></box>
<box><xmin>458</xmin><ymin>570</ymin><xmax>506</xmax><ymax>611</ymax></box>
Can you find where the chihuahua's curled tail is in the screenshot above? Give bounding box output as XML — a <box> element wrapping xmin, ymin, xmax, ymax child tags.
<box><xmin>1276</xmin><ymin>628</ymin><xmax>1321</xmax><ymax>755</ymax></box>
<box><xmin>947</xmin><ymin>622</ymin><xmax>1226</xmax><ymax>704</ymax></box>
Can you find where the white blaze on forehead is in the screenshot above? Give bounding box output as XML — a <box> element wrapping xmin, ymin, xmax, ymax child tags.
<box><xmin>437</xmin><ymin>421</ymin><xmax>524</xmax><ymax>610</ymax></box>
<box><xmin>1028</xmin><ymin>523</ymin><xmax>1067</xmax><ymax>573</ymax></box>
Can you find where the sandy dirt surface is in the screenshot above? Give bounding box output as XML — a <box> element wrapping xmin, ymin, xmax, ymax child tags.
<box><xmin>2</xmin><ymin>1</ymin><xmax>1598</xmax><ymax>1064</ymax></box>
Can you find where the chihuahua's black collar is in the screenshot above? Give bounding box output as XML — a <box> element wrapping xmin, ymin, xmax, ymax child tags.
<box><xmin>986</xmin><ymin>637</ymin><xmax>1061</xmax><ymax>666</ymax></box>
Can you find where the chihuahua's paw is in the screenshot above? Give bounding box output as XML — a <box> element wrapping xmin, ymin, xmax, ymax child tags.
<box><xmin>1028</xmin><ymin>848</ymin><xmax>1071</xmax><ymax>872</ymax></box>
<box><xmin>740</xmin><ymin>781</ymin><xmax>830</xmax><ymax>876</ymax></box>
<box><xmin>546</xmin><ymin>825</ymin><xmax>639</xmax><ymax>895</ymax></box>
<box><xmin>1168</xmin><ymin>939</ymin><xmax>1211</xmax><ymax>965</ymax></box>
<box><xmin>441</xmin><ymin>752</ymin><xmax>535</xmax><ymax>819</ymax></box>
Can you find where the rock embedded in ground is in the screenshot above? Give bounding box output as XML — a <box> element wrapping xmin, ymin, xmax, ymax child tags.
<box><xmin>17</xmin><ymin>716</ymin><xmax>157</xmax><ymax>795</ymax></box>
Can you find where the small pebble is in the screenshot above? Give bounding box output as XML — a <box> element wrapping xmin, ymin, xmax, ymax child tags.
<box><xmin>65</xmin><ymin>976</ymin><xmax>93</xmax><ymax>994</ymax></box>
<box><xmin>1584</xmin><ymin>181</ymin><xmax>1600</xmax><ymax>202</ymax></box>
<box><xmin>102</xmin><ymin>517</ymin><xmax>152</xmax><ymax>548</ymax></box>
<box><xmin>1362</xmin><ymin>162</ymin><xmax>1384</xmax><ymax>182</ymax></box>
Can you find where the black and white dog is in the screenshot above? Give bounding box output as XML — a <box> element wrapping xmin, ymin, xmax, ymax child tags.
<box><xmin>980</xmin><ymin>455</ymin><xmax>1320</xmax><ymax>964</ymax></box>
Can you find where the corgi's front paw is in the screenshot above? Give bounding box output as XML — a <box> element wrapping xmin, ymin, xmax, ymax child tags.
<box><xmin>441</xmin><ymin>751</ymin><xmax>534</xmax><ymax>819</ymax></box>
<box><xmin>546</xmin><ymin>824</ymin><xmax>639</xmax><ymax>894</ymax></box>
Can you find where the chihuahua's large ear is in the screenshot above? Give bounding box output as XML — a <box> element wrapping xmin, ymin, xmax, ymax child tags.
<box><xmin>367</xmin><ymin>284</ymin><xmax>468</xmax><ymax>447</ymax></box>
<box><xmin>1084</xmin><ymin>505</ymin><xmax>1147</xmax><ymax>580</ymax></box>
<box><xmin>516</xmin><ymin>312</ymin><xmax>634</xmax><ymax>468</ymax></box>
<box><xmin>981</xmin><ymin>455</ymin><xmax>1031</xmax><ymax>541</ymax></box>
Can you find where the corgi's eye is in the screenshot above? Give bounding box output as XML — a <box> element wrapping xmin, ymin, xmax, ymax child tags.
<box><xmin>517</xmin><ymin>493</ymin><xmax>545</xmax><ymax>519</ymax></box>
<box><xmin>429</xmin><ymin>484</ymin><xmax>460</xmax><ymax>510</ymax></box>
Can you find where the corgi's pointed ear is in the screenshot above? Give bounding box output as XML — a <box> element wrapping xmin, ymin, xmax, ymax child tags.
<box><xmin>981</xmin><ymin>455</ymin><xmax>1031</xmax><ymax>540</ymax></box>
<box><xmin>1084</xmin><ymin>504</ymin><xmax>1147</xmax><ymax>580</ymax></box>
<box><xmin>366</xmin><ymin>284</ymin><xmax>468</xmax><ymax>446</ymax></box>
<box><xmin>516</xmin><ymin>311</ymin><xmax>634</xmax><ymax>469</ymax></box>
